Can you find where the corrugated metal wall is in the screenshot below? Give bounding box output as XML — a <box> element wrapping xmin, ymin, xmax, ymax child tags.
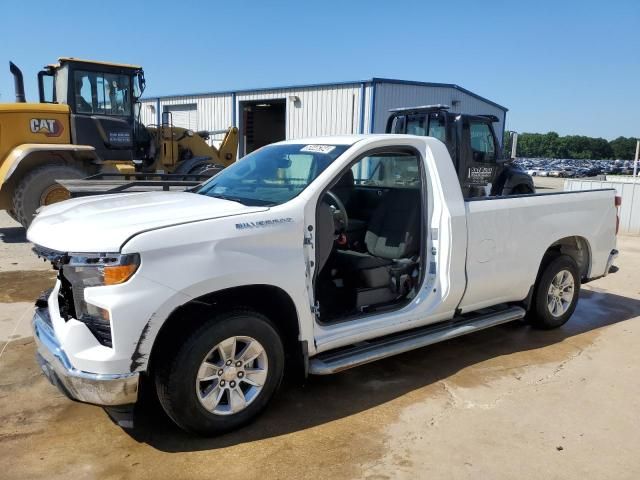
<box><xmin>564</xmin><ymin>179</ymin><xmax>640</xmax><ymax>235</ymax></box>
<box><xmin>139</xmin><ymin>80</ymin><xmax>506</xmax><ymax>148</ymax></box>
<box><xmin>139</xmin><ymin>95</ymin><xmax>233</xmax><ymax>143</ymax></box>
<box><xmin>235</xmin><ymin>84</ymin><xmax>363</xmax><ymax>138</ymax></box>
<box><xmin>139</xmin><ymin>99</ymin><xmax>157</xmax><ymax>126</ymax></box>
<box><xmin>160</xmin><ymin>94</ymin><xmax>233</xmax><ymax>137</ymax></box>
<box><xmin>140</xmin><ymin>84</ymin><xmax>365</xmax><ymax>141</ymax></box>
<box><xmin>371</xmin><ymin>82</ymin><xmax>506</xmax><ymax>141</ymax></box>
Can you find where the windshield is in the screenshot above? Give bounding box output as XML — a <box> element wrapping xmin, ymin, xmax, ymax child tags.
<box><xmin>196</xmin><ymin>143</ymin><xmax>349</xmax><ymax>206</ymax></box>
<box><xmin>73</xmin><ymin>70</ymin><xmax>132</xmax><ymax>116</ymax></box>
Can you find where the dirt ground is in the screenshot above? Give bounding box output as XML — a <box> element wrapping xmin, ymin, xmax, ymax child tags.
<box><xmin>533</xmin><ymin>176</ymin><xmax>565</xmax><ymax>192</ymax></box>
<box><xmin>1</xmin><ymin>210</ymin><xmax>639</xmax><ymax>480</ymax></box>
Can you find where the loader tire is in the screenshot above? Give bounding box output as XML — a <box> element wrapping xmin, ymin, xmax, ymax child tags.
<box><xmin>6</xmin><ymin>209</ymin><xmax>19</xmax><ymax>223</ymax></box>
<box><xmin>12</xmin><ymin>164</ymin><xmax>85</xmax><ymax>228</ymax></box>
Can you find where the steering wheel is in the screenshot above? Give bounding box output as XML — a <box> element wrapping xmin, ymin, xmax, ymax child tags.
<box><xmin>324</xmin><ymin>191</ymin><xmax>349</xmax><ymax>232</ymax></box>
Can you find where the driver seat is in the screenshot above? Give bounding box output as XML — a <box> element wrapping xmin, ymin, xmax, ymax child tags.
<box><xmin>337</xmin><ymin>188</ymin><xmax>420</xmax><ymax>307</ymax></box>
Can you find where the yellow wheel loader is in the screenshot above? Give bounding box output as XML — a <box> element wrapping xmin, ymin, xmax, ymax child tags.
<box><xmin>0</xmin><ymin>58</ymin><xmax>238</xmax><ymax>227</ymax></box>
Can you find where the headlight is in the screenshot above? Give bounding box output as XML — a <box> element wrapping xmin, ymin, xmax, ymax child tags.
<box><xmin>62</xmin><ymin>253</ymin><xmax>140</xmax><ymax>320</ymax></box>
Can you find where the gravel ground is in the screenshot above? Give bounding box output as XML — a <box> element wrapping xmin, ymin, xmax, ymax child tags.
<box><xmin>1</xmin><ymin>210</ymin><xmax>639</xmax><ymax>480</ymax></box>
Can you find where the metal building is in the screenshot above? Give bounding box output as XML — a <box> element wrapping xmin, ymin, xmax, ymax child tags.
<box><xmin>140</xmin><ymin>78</ymin><xmax>507</xmax><ymax>157</ymax></box>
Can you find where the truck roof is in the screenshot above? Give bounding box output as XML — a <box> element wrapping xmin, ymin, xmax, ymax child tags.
<box><xmin>46</xmin><ymin>57</ymin><xmax>142</xmax><ymax>70</ymax></box>
<box><xmin>277</xmin><ymin>134</ymin><xmax>422</xmax><ymax>147</ymax></box>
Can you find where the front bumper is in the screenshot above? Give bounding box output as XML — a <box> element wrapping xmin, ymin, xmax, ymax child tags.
<box><xmin>32</xmin><ymin>307</ymin><xmax>139</xmax><ymax>406</ymax></box>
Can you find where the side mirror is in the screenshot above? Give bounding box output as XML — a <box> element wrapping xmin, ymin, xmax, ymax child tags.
<box><xmin>510</xmin><ymin>132</ymin><xmax>518</xmax><ymax>159</ymax></box>
<box><xmin>499</xmin><ymin>131</ymin><xmax>518</xmax><ymax>162</ymax></box>
<box><xmin>137</xmin><ymin>71</ymin><xmax>146</xmax><ymax>97</ymax></box>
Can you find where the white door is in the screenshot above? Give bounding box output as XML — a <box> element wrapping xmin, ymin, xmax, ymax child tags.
<box><xmin>164</xmin><ymin>103</ymin><xmax>198</xmax><ymax>130</ymax></box>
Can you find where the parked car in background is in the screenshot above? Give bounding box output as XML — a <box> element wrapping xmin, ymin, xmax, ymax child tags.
<box><xmin>514</xmin><ymin>157</ymin><xmax>633</xmax><ymax>179</ymax></box>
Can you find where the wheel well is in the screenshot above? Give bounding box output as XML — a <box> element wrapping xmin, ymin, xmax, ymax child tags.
<box><xmin>523</xmin><ymin>236</ymin><xmax>591</xmax><ymax>311</ymax></box>
<box><xmin>148</xmin><ymin>285</ymin><xmax>303</xmax><ymax>376</ymax></box>
<box><xmin>543</xmin><ymin>236</ymin><xmax>591</xmax><ymax>280</ymax></box>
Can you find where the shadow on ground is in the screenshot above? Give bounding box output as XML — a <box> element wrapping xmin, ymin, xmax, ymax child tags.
<box><xmin>123</xmin><ymin>288</ymin><xmax>640</xmax><ymax>452</ymax></box>
<box><xmin>0</xmin><ymin>227</ymin><xmax>27</xmax><ymax>244</ymax></box>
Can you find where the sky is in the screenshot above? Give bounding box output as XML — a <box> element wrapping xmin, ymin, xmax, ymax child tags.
<box><xmin>0</xmin><ymin>0</ymin><xmax>638</xmax><ymax>139</ymax></box>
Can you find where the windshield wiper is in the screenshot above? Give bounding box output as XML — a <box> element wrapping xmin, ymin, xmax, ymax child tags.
<box><xmin>207</xmin><ymin>194</ymin><xmax>248</xmax><ymax>205</ymax></box>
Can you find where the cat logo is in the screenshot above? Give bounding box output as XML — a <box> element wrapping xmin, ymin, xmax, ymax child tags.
<box><xmin>29</xmin><ymin>118</ymin><xmax>64</xmax><ymax>137</ymax></box>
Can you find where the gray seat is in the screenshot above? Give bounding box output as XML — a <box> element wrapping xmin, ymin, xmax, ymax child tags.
<box><xmin>337</xmin><ymin>189</ymin><xmax>420</xmax><ymax>305</ymax></box>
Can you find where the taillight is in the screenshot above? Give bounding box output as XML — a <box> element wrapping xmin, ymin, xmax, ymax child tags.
<box><xmin>615</xmin><ymin>195</ymin><xmax>622</xmax><ymax>235</ymax></box>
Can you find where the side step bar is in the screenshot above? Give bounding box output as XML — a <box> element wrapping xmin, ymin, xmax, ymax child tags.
<box><xmin>309</xmin><ymin>306</ymin><xmax>526</xmax><ymax>375</ymax></box>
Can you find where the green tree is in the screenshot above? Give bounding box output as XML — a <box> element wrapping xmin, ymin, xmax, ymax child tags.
<box><xmin>610</xmin><ymin>137</ymin><xmax>639</xmax><ymax>160</ymax></box>
<box><xmin>509</xmin><ymin>131</ymin><xmax>628</xmax><ymax>159</ymax></box>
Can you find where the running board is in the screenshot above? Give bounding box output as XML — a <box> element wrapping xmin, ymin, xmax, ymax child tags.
<box><xmin>309</xmin><ymin>306</ymin><xmax>526</xmax><ymax>375</ymax></box>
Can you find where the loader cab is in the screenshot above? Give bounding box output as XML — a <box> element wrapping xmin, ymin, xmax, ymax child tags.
<box><xmin>386</xmin><ymin>105</ymin><xmax>514</xmax><ymax>197</ymax></box>
<box><xmin>38</xmin><ymin>58</ymin><xmax>146</xmax><ymax>163</ymax></box>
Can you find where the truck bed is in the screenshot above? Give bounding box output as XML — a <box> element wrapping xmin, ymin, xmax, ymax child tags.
<box><xmin>459</xmin><ymin>188</ymin><xmax>617</xmax><ymax>313</ymax></box>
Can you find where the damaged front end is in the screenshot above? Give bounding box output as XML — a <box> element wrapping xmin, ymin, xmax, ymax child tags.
<box><xmin>32</xmin><ymin>245</ymin><xmax>140</xmax><ymax>348</ymax></box>
<box><xmin>31</xmin><ymin>244</ymin><xmax>140</xmax><ymax>407</ymax></box>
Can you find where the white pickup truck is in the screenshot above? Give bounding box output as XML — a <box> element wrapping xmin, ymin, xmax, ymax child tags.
<box><xmin>28</xmin><ymin>135</ymin><xmax>619</xmax><ymax>435</ymax></box>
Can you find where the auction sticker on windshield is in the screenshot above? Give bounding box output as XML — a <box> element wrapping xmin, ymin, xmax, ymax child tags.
<box><xmin>300</xmin><ymin>145</ymin><xmax>336</xmax><ymax>154</ymax></box>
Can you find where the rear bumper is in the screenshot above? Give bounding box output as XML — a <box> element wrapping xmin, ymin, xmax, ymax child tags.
<box><xmin>32</xmin><ymin>307</ymin><xmax>139</xmax><ymax>406</ymax></box>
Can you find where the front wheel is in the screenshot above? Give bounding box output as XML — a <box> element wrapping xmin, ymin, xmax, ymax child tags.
<box><xmin>529</xmin><ymin>255</ymin><xmax>580</xmax><ymax>329</ymax></box>
<box><xmin>155</xmin><ymin>309</ymin><xmax>285</xmax><ymax>435</ymax></box>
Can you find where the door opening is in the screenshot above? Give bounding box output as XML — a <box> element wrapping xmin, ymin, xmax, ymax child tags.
<box><xmin>240</xmin><ymin>100</ymin><xmax>286</xmax><ymax>156</ymax></box>
<box><xmin>313</xmin><ymin>148</ymin><xmax>426</xmax><ymax>323</ymax></box>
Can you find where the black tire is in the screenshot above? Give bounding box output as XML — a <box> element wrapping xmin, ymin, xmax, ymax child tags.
<box><xmin>155</xmin><ymin>309</ymin><xmax>285</xmax><ymax>436</ymax></box>
<box><xmin>12</xmin><ymin>164</ymin><xmax>85</xmax><ymax>228</ymax></box>
<box><xmin>529</xmin><ymin>255</ymin><xmax>580</xmax><ymax>329</ymax></box>
<box><xmin>510</xmin><ymin>184</ymin><xmax>535</xmax><ymax>195</ymax></box>
<box><xmin>6</xmin><ymin>209</ymin><xmax>19</xmax><ymax>223</ymax></box>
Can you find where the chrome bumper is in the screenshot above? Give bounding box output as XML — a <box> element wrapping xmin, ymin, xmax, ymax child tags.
<box><xmin>32</xmin><ymin>307</ymin><xmax>139</xmax><ymax>406</ymax></box>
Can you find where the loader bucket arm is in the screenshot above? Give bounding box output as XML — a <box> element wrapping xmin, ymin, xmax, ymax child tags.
<box><xmin>216</xmin><ymin>127</ymin><xmax>238</xmax><ymax>167</ymax></box>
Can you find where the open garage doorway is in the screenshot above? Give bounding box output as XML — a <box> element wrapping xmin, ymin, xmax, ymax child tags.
<box><xmin>240</xmin><ymin>100</ymin><xmax>286</xmax><ymax>156</ymax></box>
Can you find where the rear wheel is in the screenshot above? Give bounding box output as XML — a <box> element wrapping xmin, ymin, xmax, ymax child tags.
<box><xmin>155</xmin><ymin>309</ymin><xmax>285</xmax><ymax>435</ymax></box>
<box><xmin>529</xmin><ymin>255</ymin><xmax>580</xmax><ymax>329</ymax></box>
<box><xmin>12</xmin><ymin>164</ymin><xmax>85</xmax><ymax>228</ymax></box>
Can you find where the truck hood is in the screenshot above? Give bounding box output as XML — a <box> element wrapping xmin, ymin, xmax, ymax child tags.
<box><xmin>27</xmin><ymin>191</ymin><xmax>268</xmax><ymax>252</ymax></box>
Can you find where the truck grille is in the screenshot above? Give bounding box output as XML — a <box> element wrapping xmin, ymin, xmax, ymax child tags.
<box><xmin>57</xmin><ymin>272</ymin><xmax>76</xmax><ymax>320</ymax></box>
<box><xmin>57</xmin><ymin>270</ymin><xmax>113</xmax><ymax>348</ymax></box>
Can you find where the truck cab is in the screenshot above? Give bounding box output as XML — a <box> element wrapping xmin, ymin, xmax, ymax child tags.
<box><xmin>386</xmin><ymin>105</ymin><xmax>534</xmax><ymax>197</ymax></box>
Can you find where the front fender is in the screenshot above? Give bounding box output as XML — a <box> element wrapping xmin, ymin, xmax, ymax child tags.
<box><xmin>0</xmin><ymin>143</ymin><xmax>97</xmax><ymax>187</ymax></box>
<box><xmin>118</xmin><ymin>210</ymin><xmax>313</xmax><ymax>373</ymax></box>
<box><xmin>494</xmin><ymin>165</ymin><xmax>535</xmax><ymax>195</ymax></box>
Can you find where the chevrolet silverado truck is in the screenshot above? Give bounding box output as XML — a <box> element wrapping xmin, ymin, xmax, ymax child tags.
<box><xmin>28</xmin><ymin>135</ymin><xmax>619</xmax><ymax>436</ymax></box>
